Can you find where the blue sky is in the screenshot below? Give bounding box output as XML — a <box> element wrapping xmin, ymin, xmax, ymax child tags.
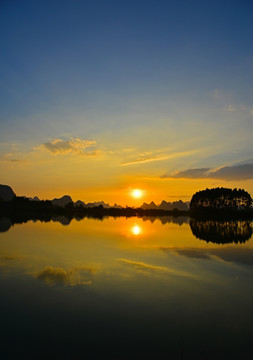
<box><xmin>0</xmin><ymin>0</ymin><xmax>253</xmax><ymax>202</ymax></box>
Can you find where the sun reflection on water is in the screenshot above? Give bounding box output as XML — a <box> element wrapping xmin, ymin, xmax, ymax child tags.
<box><xmin>131</xmin><ymin>224</ymin><xmax>142</xmax><ymax>236</ymax></box>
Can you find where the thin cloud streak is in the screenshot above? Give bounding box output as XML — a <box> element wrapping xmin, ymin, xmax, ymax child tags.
<box><xmin>119</xmin><ymin>258</ymin><xmax>197</xmax><ymax>278</ymax></box>
<box><xmin>121</xmin><ymin>155</ymin><xmax>173</xmax><ymax>166</ymax></box>
<box><xmin>0</xmin><ymin>158</ymin><xmax>24</xmax><ymax>163</ymax></box>
<box><xmin>162</xmin><ymin>167</ymin><xmax>210</xmax><ymax>179</ymax></box>
<box><xmin>121</xmin><ymin>150</ymin><xmax>198</xmax><ymax>167</ymax></box>
<box><xmin>119</xmin><ymin>258</ymin><xmax>169</xmax><ymax>272</ymax></box>
<box><xmin>0</xmin><ymin>152</ymin><xmax>26</xmax><ymax>163</ymax></box>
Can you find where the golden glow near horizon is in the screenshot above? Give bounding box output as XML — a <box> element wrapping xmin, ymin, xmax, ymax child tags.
<box><xmin>1</xmin><ymin>134</ymin><xmax>253</xmax><ymax>206</ymax></box>
<box><xmin>1</xmin><ymin>141</ymin><xmax>253</xmax><ymax>206</ymax></box>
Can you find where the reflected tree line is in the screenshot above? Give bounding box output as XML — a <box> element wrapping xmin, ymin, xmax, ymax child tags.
<box><xmin>0</xmin><ymin>213</ymin><xmax>189</xmax><ymax>232</ymax></box>
<box><xmin>1</xmin><ymin>213</ymin><xmax>252</xmax><ymax>245</ymax></box>
<box><xmin>190</xmin><ymin>220</ymin><xmax>253</xmax><ymax>244</ymax></box>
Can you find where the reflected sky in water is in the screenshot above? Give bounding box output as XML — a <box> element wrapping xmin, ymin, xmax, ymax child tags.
<box><xmin>0</xmin><ymin>217</ymin><xmax>253</xmax><ymax>359</ymax></box>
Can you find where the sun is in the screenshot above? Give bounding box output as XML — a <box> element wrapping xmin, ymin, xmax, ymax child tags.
<box><xmin>131</xmin><ymin>189</ymin><xmax>143</xmax><ymax>199</ymax></box>
<box><xmin>131</xmin><ymin>224</ymin><xmax>142</xmax><ymax>236</ymax></box>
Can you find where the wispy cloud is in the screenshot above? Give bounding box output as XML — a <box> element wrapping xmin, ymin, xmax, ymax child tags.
<box><xmin>119</xmin><ymin>258</ymin><xmax>197</xmax><ymax>278</ymax></box>
<box><xmin>119</xmin><ymin>258</ymin><xmax>169</xmax><ymax>272</ymax></box>
<box><xmin>212</xmin><ymin>90</ymin><xmax>253</xmax><ymax>117</ymax></box>
<box><xmin>163</xmin><ymin>248</ymin><xmax>211</xmax><ymax>260</ymax></box>
<box><xmin>0</xmin><ymin>255</ymin><xmax>19</xmax><ymax>261</ymax></box>
<box><xmin>162</xmin><ymin>167</ymin><xmax>210</xmax><ymax>179</ymax></box>
<box><xmin>121</xmin><ymin>150</ymin><xmax>198</xmax><ymax>167</ymax></box>
<box><xmin>209</xmin><ymin>163</ymin><xmax>253</xmax><ymax>180</ymax></box>
<box><xmin>223</xmin><ymin>103</ymin><xmax>253</xmax><ymax>116</ymax></box>
<box><xmin>36</xmin><ymin>265</ymin><xmax>96</xmax><ymax>286</ymax></box>
<box><xmin>224</xmin><ymin>104</ymin><xmax>236</xmax><ymax>112</ymax></box>
<box><xmin>0</xmin><ymin>152</ymin><xmax>26</xmax><ymax>163</ymax></box>
<box><xmin>164</xmin><ymin>163</ymin><xmax>253</xmax><ymax>181</ymax></box>
<box><xmin>42</xmin><ymin>138</ymin><xmax>97</xmax><ymax>156</ymax></box>
<box><xmin>161</xmin><ymin>247</ymin><xmax>253</xmax><ymax>267</ymax></box>
<box><xmin>121</xmin><ymin>155</ymin><xmax>172</xmax><ymax>166</ymax></box>
<box><xmin>0</xmin><ymin>158</ymin><xmax>24</xmax><ymax>163</ymax></box>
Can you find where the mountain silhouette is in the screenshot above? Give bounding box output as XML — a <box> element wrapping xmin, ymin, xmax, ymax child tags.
<box><xmin>74</xmin><ymin>200</ymin><xmax>122</xmax><ymax>209</ymax></box>
<box><xmin>0</xmin><ymin>184</ymin><xmax>15</xmax><ymax>201</ymax></box>
<box><xmin>141</xmin><ymin>200</ymin><xmax>189</xmax><ymax>211</ymax></box>
<box><xmin>141</xmin><ymin>201</ymin><xmax>158</xmax><ymax>210</ymax></box>
<box><xmin>52</xmin><ymin>195</ymin><xmax>73</xmax><ymax>207</ymax></box>
<box><xmin>27</xmin><ymin>196</ymin><xmax>40</xmax><ymax>201</ymax></box>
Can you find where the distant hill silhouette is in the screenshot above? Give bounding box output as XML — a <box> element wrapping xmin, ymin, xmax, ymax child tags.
<box><xmin>52</xmin><ymin>195</ymin><xmax>73</xmax><ymax>207</ymax></box>
<box><xmin>74</xmin><ymin>200</ymin><xmax>112</xmax><ymax>208</ymax></box>
<box><xmin>141</xmin><ymin>200</ymin><xmax>189</xmax><ymax>211</ymax></box>
<box><xmin>74</xmin><ymin>200</ymin><xmax>123</xmax><ymax>209</ymax></box>
<box><xmin>0</xmin><ymin>184</ymin><xmax>15</xmax><ymax>201</ymax></box>
<box><xmin>141</xmin><ymin>201</ymin><xmax>157</xmax><ymax>210</ymax></box>
<box><xmin>26</xmin><ymin>196</ymin><xmax>40</xmax><ymax>201</ymax></box>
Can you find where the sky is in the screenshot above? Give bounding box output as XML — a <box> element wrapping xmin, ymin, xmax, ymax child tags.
<box><xmin>0</xmin><ymin>0</ymin><xmax>253</xmax><ymax>206</ymax></box>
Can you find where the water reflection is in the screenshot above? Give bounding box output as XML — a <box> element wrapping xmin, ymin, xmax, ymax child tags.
<box><xmin>52</xmin><ymin>216</ymin><xmax>72</xmax><ymax>226</ymax></box>
<box><xmin>142</xmin><ymin>216</ymin><xmax>189</xmax><ymax>225</ymax></box>
<box><xmin>119</xmin><ymin>258</ymin><xmax>197</xmax><ymax>278</ymax></box>
<box><xmin>1</xmin><ymin>214</ymin><xmax>253</xmax><ymax>247</ymax></box>
<box><xmin>0</xmin><ymin>216</ymin><xmax>253</xmax><ymax>358</ymax></box>
<box><xmin>36</xmin><ymin>265</ymin><xmax>96</xmax><ymax>286</ymax></box>
<box><xmin>0</xmin><ymin>217</ymin><xmax>12</xmax><ymax>232</ymax></box>
<box><xmin>190</xmin><ymin>220</ymin><xmax>252</xmax><ymax>244</ymax></box>
<box><xmin>131</xmin><ymin>224</ymin><xmax>142</xmax><ymax>236</ymax></box>
<box><xmin>0</xmin><ymin>214</ymin><xmax>190</xmax><ymax>233</ymax></box>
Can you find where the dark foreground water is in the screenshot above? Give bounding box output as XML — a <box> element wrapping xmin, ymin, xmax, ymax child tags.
<box><xmin>0</xmin><ymin>216</ymin><xmax>253</xmax><ymax>359</ymax></box>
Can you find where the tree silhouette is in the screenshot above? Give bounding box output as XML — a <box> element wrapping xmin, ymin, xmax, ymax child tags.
<box><xmin>190</xmin><ymin>187</ymin><xmax>252</xmax><ymax>211</ymax></box>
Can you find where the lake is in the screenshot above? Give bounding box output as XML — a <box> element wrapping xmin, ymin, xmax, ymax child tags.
<box><xmin>0</xmin><ymin>216</ymin><xmax>253</xmax><ymax>359</ymax></box>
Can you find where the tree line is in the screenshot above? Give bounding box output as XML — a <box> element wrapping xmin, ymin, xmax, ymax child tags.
<box><xmin>190</xmin><ymin>187</ymin><xmax>252</xmax><ymax>211</ymax></box>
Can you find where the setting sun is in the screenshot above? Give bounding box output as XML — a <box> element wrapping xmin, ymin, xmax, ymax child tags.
<box><xmin>131</xmin><ymin>224</ymin><xmax>142</xmax><ymax>236</ymax></box>
<box><xmin>131</xmin><ymin>189</ymin><xmax>143</xmax><ymax>199</ymax></box>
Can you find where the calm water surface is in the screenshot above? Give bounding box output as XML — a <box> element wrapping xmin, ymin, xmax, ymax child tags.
<box><xmin>0</xmin><ymin>217</ymin><xmax>253</xmax><ymax>359</ymax></box>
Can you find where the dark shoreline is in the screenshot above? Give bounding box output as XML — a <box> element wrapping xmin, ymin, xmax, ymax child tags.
<box><xmin>1</xmin><ymin>196</ymin><xmax>253</xmax><ymax>225</ymax></box>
